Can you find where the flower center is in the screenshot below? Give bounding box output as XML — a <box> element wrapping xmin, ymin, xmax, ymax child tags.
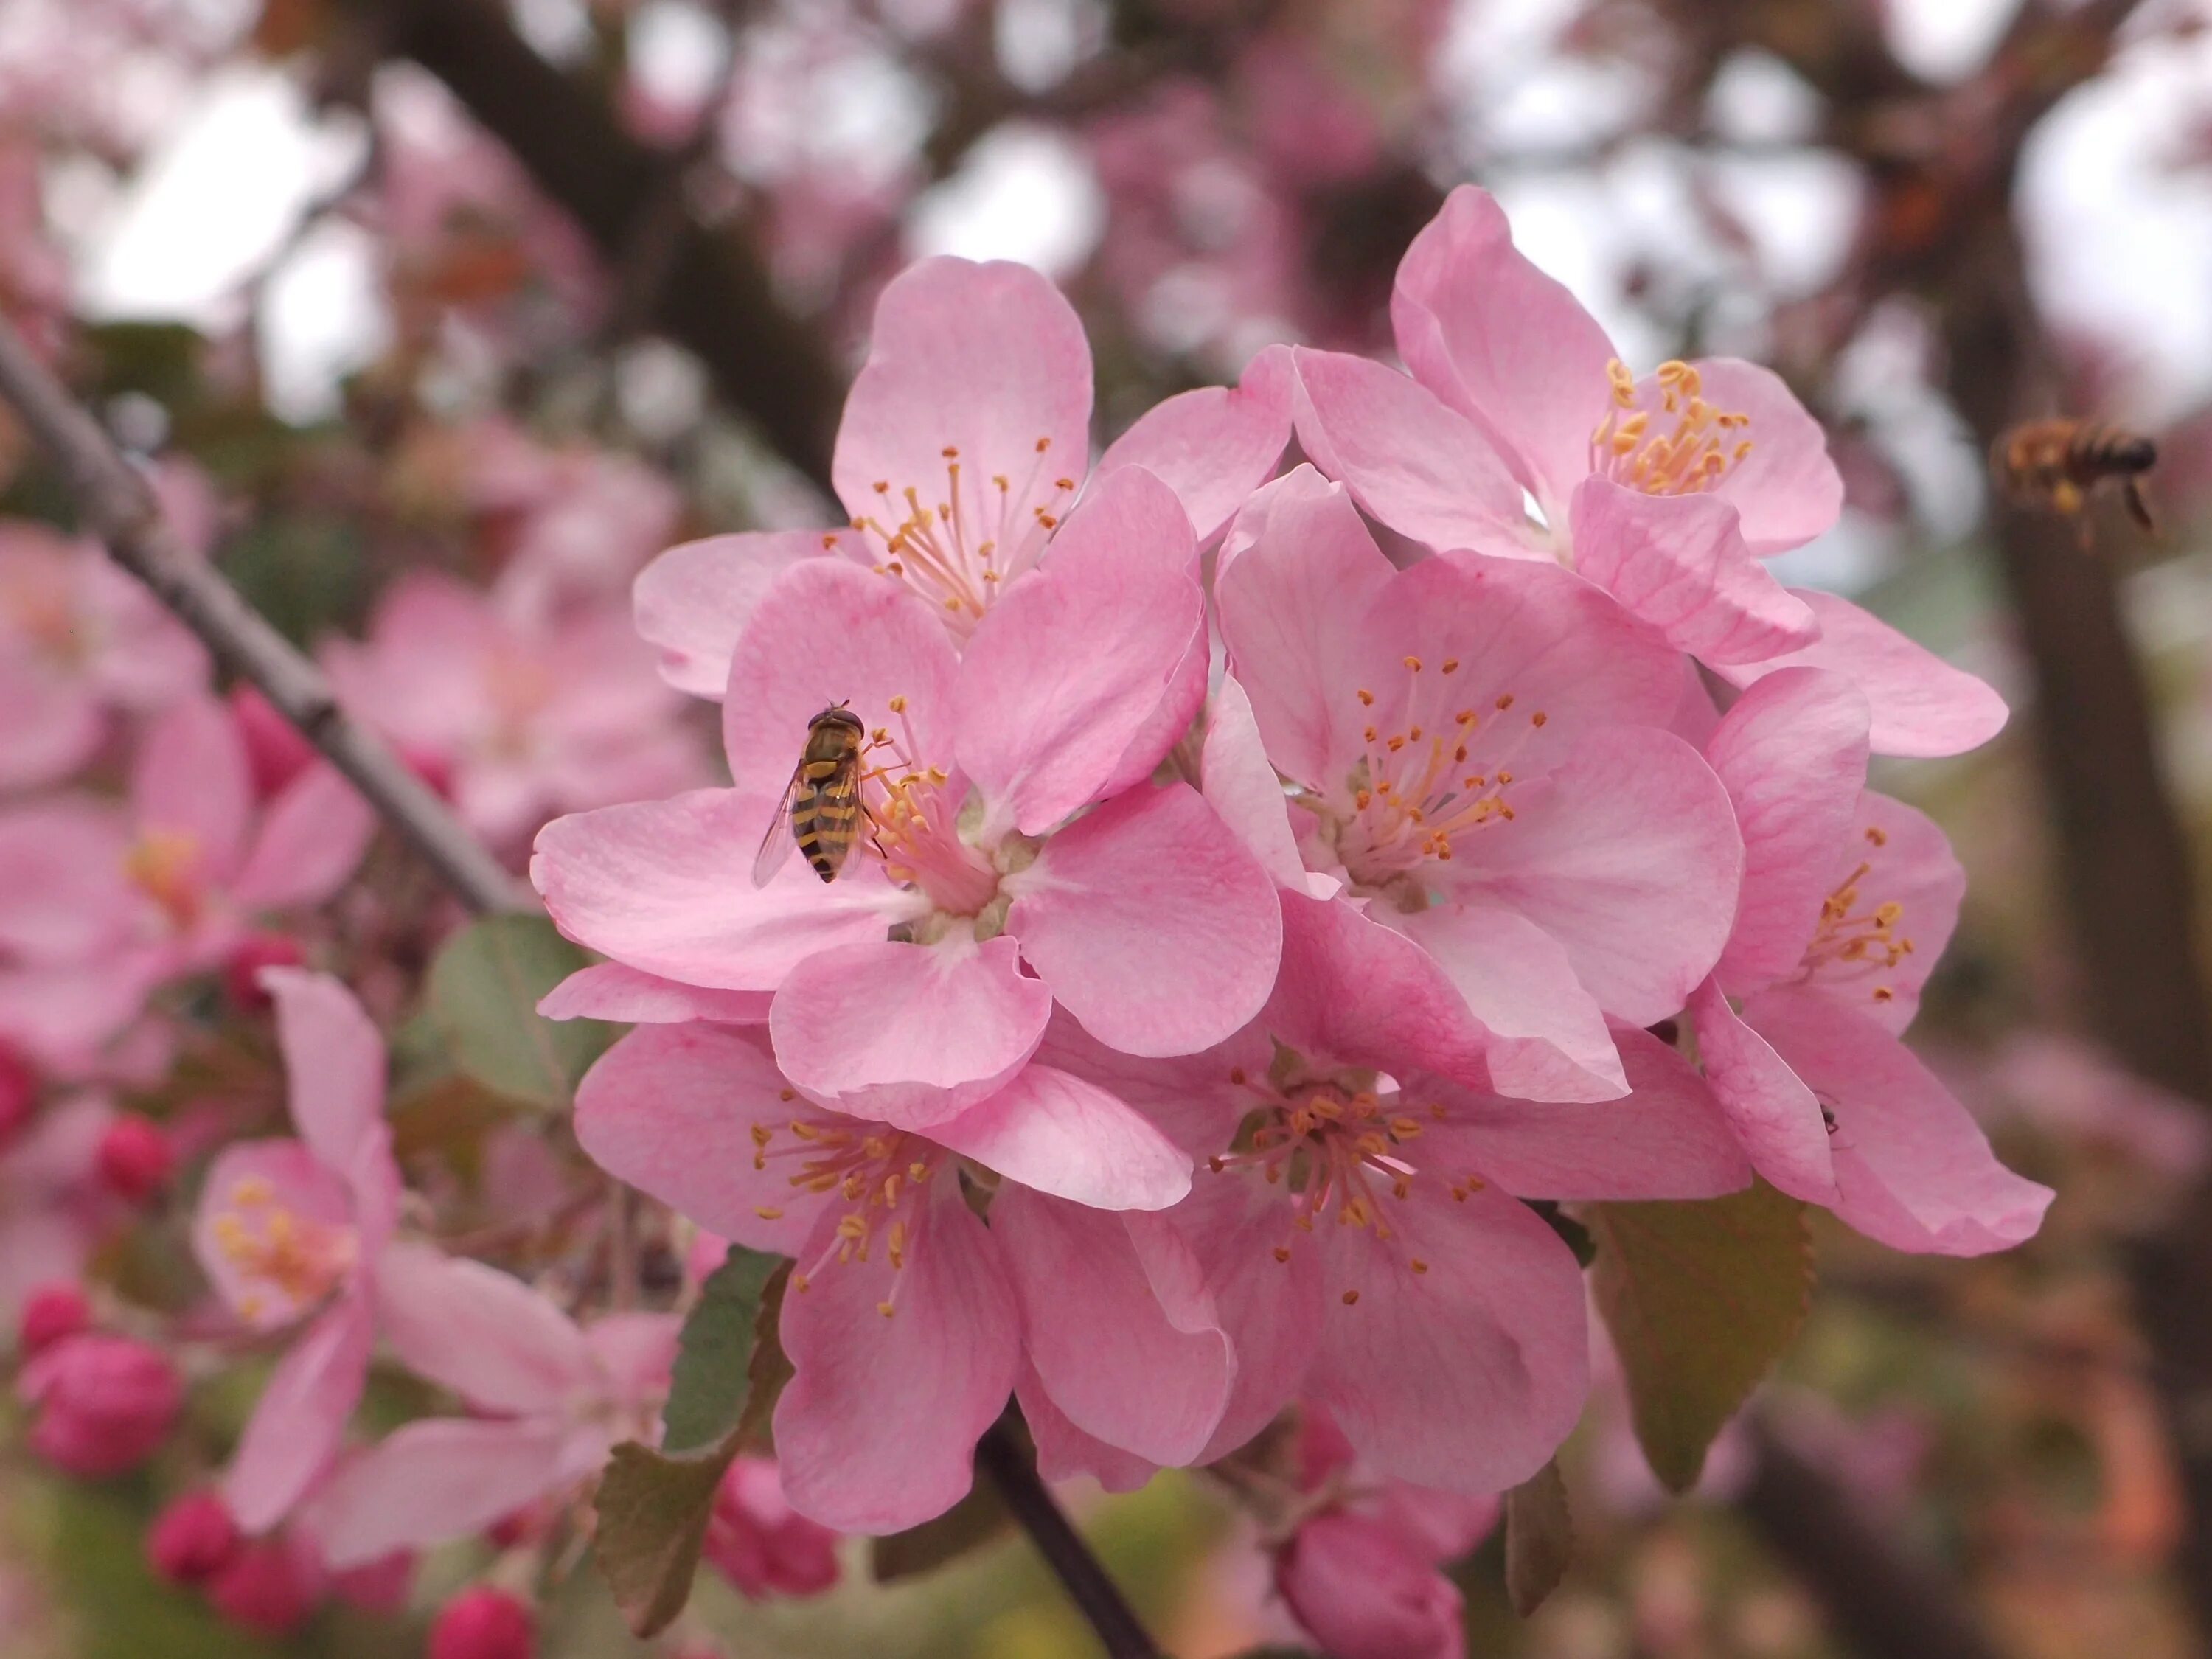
<box><xmin>1</xmin><ymin>575</ymin><xmax>83</xmax><ymax>664</ymax></box>
<box><xmin>847</xmin><ymin>437</ymin><xmax>1077</xmax><ymax>636</ymax></box>
<box><xmin>123</xmin><ymin>830</ymin><xmax>204</xmax><ymax>930</ymax></box>
<box><xmin>1319</xmin><ymin>657</ymin><xmax>1548</xmax><ymax>894</ymax></box>
<box><xmin>207</xmin><ymin>1174</ymin><xmax>358</xmax><ymax>1324</ymax></box>
<box><xmin>482</xmin><ymin>644</ymin><xmax>556</xmax><ymax>752</ymax></box>
<box><xmin>848</xmin><ymin>697</ymin><xmax>1004</xmax><ymax>919</ymax></box>
<box><xmin>750</xmin><ymin>1101</ymin><xmax>947</xmax><ymax>1318</ymax></box>
<box><xmin>1590</xmin><ymin>358</ymin><xmax>1753</xmax><ymax>498</ymax></box>
<box><xmin>1799</xmin><ymin>823</ymin><xmax>1914</xmax><ymax>1008</ymax></box>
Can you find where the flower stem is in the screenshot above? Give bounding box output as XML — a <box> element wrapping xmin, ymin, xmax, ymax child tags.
<box><xmin>975</xmin><ymin>1422</ymin><xmax>1161</xmax><ymax>1659</ymax></box>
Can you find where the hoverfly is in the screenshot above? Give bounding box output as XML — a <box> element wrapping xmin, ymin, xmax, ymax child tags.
<box><xmin>752</xmin><ymin>705</ymin><xmax>870</xmax><ymax>886</ymax></box>
<box><xmin>1994</xmin><ymin>417</ymin><xmax>2158</xmax><ymax>539</ymax></box>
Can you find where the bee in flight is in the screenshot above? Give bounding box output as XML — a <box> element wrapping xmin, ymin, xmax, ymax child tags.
<box><xmin>753</xmin><ymin>704</ymin><xmax>871</xmax><ymax>886</ymax></box>
<box><xmin>1994</xmin><ymin>418</ymin><xmax>2158</xmax><ymax>540</ymax></box>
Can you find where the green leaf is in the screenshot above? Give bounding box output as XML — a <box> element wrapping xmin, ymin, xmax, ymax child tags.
<box><xmin>1502</xmin><ymin>1458</ymin><xmax>1573</xmax><ymax>1618</ymax></box>
<box><xmin>870</xmin><ymin>1476</ymin><xmax>1013</xmax><ymax>1582</ymax></box>
<box><xmin>1587</xmin><ymin>1180</ymin><xmax>1812</xmax><ymax>1494</ymax></box>
<box><xmin>736</xmin><ymin>1260</ymin><xmax>795</xmax><ymax>1445</ymax></box>
<box><xmin>425</xmin><ymin>914</ymin><xmax>616</xmax><ymax>1107</ymax></box>
<box><xmin>594</xmin><ymin>1439</ymin><xmax>737</xmax><ymax>1639</ymax></box>
<box><xmin>661</xmin><ymin>1247</ymin><xmax>782</xmax><ymax>1454</ymax></box>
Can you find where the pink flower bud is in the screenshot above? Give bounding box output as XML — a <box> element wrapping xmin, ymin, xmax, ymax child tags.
<box><xmin>0</xmin><ymin>1042</ymin><xmax>35</xmax><ymax>1144</ymax></box>
<box><xmin>1275</xmin><ymin>1511</ymin><xmax>1467</xmax><ymax>1659</ymax></box>
<box><xmin>229</xmin><ymin>686</ymin><xmax>317</xmax><ymax>799</ymax></box>
<box><xmin>17</xmin><ymin>1332</ymin><xmax>183</xmax><ymax>1476</ymax></box>
<box><xmin>329</xmin><ymin>1550</ymin><xmax>414</xmax><ymax>1614</ymax></box>
<box><xmin>429</xmin><ymin>1586</ymin><xmax>535</xmax><ymax>1659</ymax></box>
<box><xmin>206</xmin><ymin>1539</ymin><xmax>320</xmax><ymax>1636</ymax></box>
<box><xmin>147</xmin><ymin>1490</ymin><xmax>242</xmax><ymax>1585</ymax></box>
<box><xmin>703</xmin><ymin>1458</ymin><xmax>841</xmax><ymax>1599</ymax></box>
<box><xmin>222</xmin><ymin>933</ymin><xmax>306</xmax><ymax>1012</ymax></box>
<box><xmin>18</xmin><ymin>1281</ymin><xmax>91</xmax><ymax>1354</ymax></box>
<box><xmin>96</xmin><ymin>1114</ymin><xmax>173</xmax><ymax>1203</ymax></box>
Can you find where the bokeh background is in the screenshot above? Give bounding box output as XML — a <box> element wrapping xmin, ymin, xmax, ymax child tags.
<box><xmin>8</xmin><ymin>0</ymin><xmax>2212</xmax><ymax>1655</ymax></box>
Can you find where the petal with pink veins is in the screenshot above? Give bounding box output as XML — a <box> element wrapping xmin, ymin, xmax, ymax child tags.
<box><xmin>1694</xmin><ymin>359</ymin><xmax>1846</xmax><ymax>554</ymax></box>
<box><xmin>532</xmin><ymin>789</ymin><xmax>919</xmax><ymax>991</ymax></box>
<box><xmin>1688</xmin><ymin>976</ymin><xmax>1837</xmax><ymax>1202</ymax></box>
<box><xmin>229</xmin><ymin>765</ymin><xmax>375</xmax><ymax>913</ymax></box>
<box><xmin>1705</xmin><ymin>667</ymin><xmax>1871</xmax><ymax>993</ymax></box>
<box><xmin>1306</xmin><ymin>1181</ymin><xmax>1590</xmax><ymax>1495</ymax></box>
<box><xmin>632</xmin><ymin>529</ymin><xmax>853</xmax><ymax>699</ymax></box>
<box><xmin>769</xmin><ymin>934</ymin><xmax>1049</xmax><ymax>1128</ymax></box>
<box><xmin>304</xmin><ymin>1416</ymin><xmax>576</xmax><ymax>1568</ymax></box>
<box><xmin>931</xmin><ymin>1064</ymin><xmax>1191</xmax><ymax>1211</ymax></box>
<box><xmin>262</xmin><ymin>970</ymin><xmax>388</xmax><ymax>1174</ymax></box>
<box><xmin>538</xmin><ymin>962</ymin><xmax>771</xmax><ymax>1025</ymax></box>
<box><xmin>1711</xmin><ymin>589</ymin><xmax>2008</xmax><ymax>759</ymax></box>
<box><xmin>1171</xmin><ymin>1172</ymin><xmax>1325</xmax><ymax>1463</ymax></box>
<box><xmin>374</xmin><ymin>1242</ymin><xmax>601</xmax><ymax>1415</ymax></box>
<box><xmin>1200</xmin><ymin>675</ymin><xmax>1310</xmax><ymax>890</ymax></box>
<box><xmin>954</xmin><ymin>468</ymin><xmax>1204</xmax><ymax>836</ymax></box>
<box><xmin>1095</xmin><ymin>344</ymin><xmax>1294</xmax><ymax>545</ymax></box>
<box><xmin>773</xmin><ymin>1185</ymin><xmax>1020</xmax><ymax>1534</ymax></box>
<box><xmin>1568</xmin><ymin>479</ymin><xmax>1818</xmax><ymax>664</ymax></box>
<box><xmin>223</xmin><ymin>1293</ymin><xmax>375</xmax><ymax>1533</ymax></box>
<box><xmin>1015</xmin><ymin>1363</ymin><xmax>1158</xmax><ymax>1492</ymax></box>
<box><xmin>574</xmin><ymin>1024</ymin><xmax>832</xmax><ymax>1256</ymax></box>
<box><xmin>1388</xmin><ymin>184</ymin><xmax>1616</xmax><ymax>516</ymax></box>
<box><xmin>995</xmin><ymin>1189</ymin><xmax>1232</xmax><ymax>1465</ymax></box>
<box><xmin>1008</xmin><ymin>782</ymin><xmax>1281</xmax><ymax>1058</ymax></box>
<box><xmin>1747</xmin><ymin>990</ymin><xmax>2052</xmax><ymax>1255</ymax></box>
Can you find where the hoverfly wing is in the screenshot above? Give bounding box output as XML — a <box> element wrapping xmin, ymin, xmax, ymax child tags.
<box><xmin>750</xmin><ymin>768</ymin><xmax>804</xmax><ymax>888</ymax></box>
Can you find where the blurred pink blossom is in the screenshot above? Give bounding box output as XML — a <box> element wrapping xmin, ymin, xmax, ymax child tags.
<box><xmin>705</xmin><ymin>1456</ymin><xmax>842</xmax><ymax>1599</ymax></box>
<box><xmin>18</xmin><ymin>1329</ymin><xmax>181</xmax><ymax>1476</ymax></box>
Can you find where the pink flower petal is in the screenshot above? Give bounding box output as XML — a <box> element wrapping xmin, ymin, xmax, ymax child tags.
<box><xmin>1795</xmin><ymin>790</ymin><xmax>1962</xmax><ymax>1033</ymax></box>
<box><xmin>832</xmin><ymin>257</ymin><xmax>1092</xmax><ymax>535</ymax></box>
<box><xmin>374</xmin><ymin>1242</ymin><xmax>601</xmax><ymax>1415</ymax></box>
<box><xmin>1568</xmin><ymin>479</ymin><xmax>1818</xmax><ymax>664</ymax></box>
<box><xmin>1015</xmin><ymin>1363</ymin><xmax>1158</xmax><ymax>1492</ymax></box>
<box><xmin>720</xmin><ymin>558</ymin><xmax>961</xmax><ymax>807</ymax></box>
<box><xmin>773</xmin><ymin>1185</ymin><xmax>1020</xmax><ymax>1534</ymax></box>
<box><xmin>931</xmin><ymin>1063</ymin><xmax>1191</xmax><ymax>1210</ymax></box>
<box><xmin>532</xmin><ymin>789</ymin><xmax>917</xmax><ymax>990</ymax></box>
<box><xmin>632</xmin><ymin>530</ymin><xmax>849</xmax><ymax>699</ymax></box>
<box><xmin>1711</xmin><ymin>590</ymin><xmax>2008</xmax><ymax>759</ymax></box>
<box><xmin>263</xmin><ymin>969</ymin><xmax>388</xmax><ymax>1175</ymax></box>
<box><xmin>1425</xmin><ymin>1023</ymin><xmax>1751</xmax><ymax>1200</ymax></box>
<box><xmin>192</xmin><ymin>1140</ymin><xmax>357</xmax><ymax>1330</ymax></box>
<box><xmin>1694</xmin><ymin>358</ymin><xmax>1846</xmax><ymax>554</ymax></box>
<box><xmin>132</xmin><ymin>697</ymin><xmax>254</xmax><ymax>883</ymax></box>
<box><xmin>1009</xmin><ymin>782</ymin><xmax>1281</xmax><ymax>1057</ymax></box>
<box><xmin>1705</xmin><ymin>667</ymin><xmax>1872</xmax><ymax>992</ymax></box>
<box><xmin>1200</xmin><ymin>675</ymin><xmax>1311</xmax><ymax>890</ymax></box>
<box><xmin>538</xmin><ymin>962</ymin><xmax>771</xmax><ymax>1024</ymax></box>
<box><xmin>0</xmin><ymin>797</ymin><xmax>139</xmax><ymax>961</ymax></box>
<box><xmin>769</xmin><ymin>935</ymin><xmax>1050</xmax><ymax>1127</ymax></box>
<box><xmin>223</xmin><ymin>1293</ymin><xmax>374</xmax><ymax>1533</ymax></box>
<box><xmin>1457</xmin><ymin>728</ymin><xmax>1742</xmax><ymax>1024</ymax></box>
<box><xmin>1172</xmin><ymin>1174</ymin><xmax>1325</xmax><ymax>1463</ymax></box>
<box><xmin>305</xmin><ymin>1417</ymin><xmax>575</xmax><ymax>1568</ymax></box>
<box><xmin>954</xmin><ymin>467</ymin><xmax>1205</xmax><ymax>835</ymax></box>
<box><xmin>0</xmin><ymin>656</ymin><xmax>101</xmax><ymax>790</ymax></box>
<box><xmin>1095</xmin><ymin>344</ymin><xmax>1294</xmax><ymax>543</ymax></box>
<box><xmin>1030</xmin><ymin>1010</ymin><xmax>1261</xmax><ymax>1158</ymax></box>
<box><xmin>1306</xmin><ymin>1181</ymin><xmax>1590</xmax><ymax>1494</ymax></box>
<box><xmin>1290</xmin><ymin>347</ymin><xmax>1528</xmax><ymax>556</ymax></box>
<box><xmin>1389</xmin><ymin>184</ymin><xmax>1616</xmax><ymax>516</ymax></box>
<box><xmin>1748</xmin><ymin>990</ymin><xmax>2052</xmax><ymax>1255</ymax></box>
<box><xmin>229</xmin><ymin>765</ymin><xmax>375</xmax><ymax>913</ymax></box>
<box><xmin>995</xmin><ymin>1189</ymin><xmax>1232</xmax><ymax>1465</ymax></box>
<box><xmin>574</xmin><ymin>1024</ymin><xmax>831</xmax><ymax>1256</ymax></box>
<box><xmin>1689</xmin><ymin>975</ymin><xmax>1837</xmax><ymax>1202</ymax></box>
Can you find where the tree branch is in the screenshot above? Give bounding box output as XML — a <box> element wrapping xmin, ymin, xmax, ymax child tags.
<box><xmin>975</xmin><ymin>1422</ymin><xmax>1161</xmax><ymax>1659</ymax></box>
<box><xmin>0</xmin><ymin>316</ymin><xmax>526</xmax><ymax>916</ymax></box>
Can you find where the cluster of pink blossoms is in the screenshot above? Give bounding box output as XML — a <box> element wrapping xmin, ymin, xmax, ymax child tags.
<box><xmin>529</xmin><ymin>185</ymin><xmax>2050</xmax><ymax>1644</ymax></box>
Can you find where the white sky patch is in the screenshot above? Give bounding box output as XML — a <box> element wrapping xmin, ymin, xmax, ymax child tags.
<box><xmin>1882</xmin><ymin>0</ymin><xmax>2018</xmax><ymax>82</ymax></box>
<box><xmin>258</xmin><ymin>219</ymin><xmax>390</xmax><ymax>425</ymax></box>
<box><xmin>77</xmin><ymin>66</ymin><xmax>366</xmax><ymax>328</ymax></box>
<box><xmin>628</xmin><ymin>0</ymin><xmax>729</xmax><ymax>112</ymax></box>
<box><xmin>908</xmin><ymin>123</ymin><xmax>1102</xmax><ymax>278</ymax></box>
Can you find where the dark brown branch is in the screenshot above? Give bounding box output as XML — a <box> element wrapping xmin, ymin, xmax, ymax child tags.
<box><xmin>344</xmin><ymin>0</ymin><xmax>844</xmax><ymax>493</ymax></box>
<box><xmin>0</xmin><ymin>315</ymin><xmax>527</xmax><ymax>916</ymax></box>
<box><xmin>976</xmin><ymin>1422</ymin><xmax>1161</xmax><ymax>1659</ymax></box>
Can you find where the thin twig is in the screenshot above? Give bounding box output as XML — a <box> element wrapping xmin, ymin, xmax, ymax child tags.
<box><xmin>0</xmin><ymin>315</ymin><xmax>531</xmax><ymax>914</ymax></box>
<box><xmin>975</xmin><ymin>1422</ymin><xmax>1161</xmax><ymax>1659</ymax></box>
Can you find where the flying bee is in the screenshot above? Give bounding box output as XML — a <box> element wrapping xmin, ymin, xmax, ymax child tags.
<box><xmin>1994</xmin><ymin>418</ymin><xmax>2158</xmax><ymax>538</ymax></box>
<box><xmin>753</xmin><ymin>705</ymin><xmax>869</xmax><ymax>886</ymax></box>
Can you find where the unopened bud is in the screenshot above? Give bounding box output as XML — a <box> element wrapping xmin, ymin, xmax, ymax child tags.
<box><xmin>428</xmin><ymin>1585</ymin><xmax>535</xmax><ymax>1659</ymax></box>
<box><xmin>223</xmin><ymin>933</ymin><xmax>305</xmax><ymax>1012</ymax></box>
<box><xmin>147</xmin><ymin>1489</ymin><xmax>242</xmax><ymax>1585</ymax></box>
<box><xmin>17</xmin><ymin>1332</ymin><xmax>183</xmax><ymax>1476</ymax></box>
<box><xmin>17</xmin><ymin>1281</ymin><xmax>91</xmax><ymax>1354</ymax></box>
<box><xmin>206</xmin><ymin>1538</ymin><xmax>319</xmax><ymax>1636</ymax></box>
<box><xmin>96</xmin><ymin>1115</ymin><xmax>173</xmax><ymax>1203</ymax></box>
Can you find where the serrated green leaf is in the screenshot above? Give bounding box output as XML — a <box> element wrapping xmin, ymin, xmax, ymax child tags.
<box><xmin>662</xmin><ymin>1247</ymin><xmax>782</xmax><ymax>1453</ymax></box>
<box><xmin>425</xmin><ymin>914</ymin><xmax>616</xmax><ymax>1108</ymax></box>
<box><xmin>1503</xmin><ymin>1458</ymin><xmax>1573</xmax><ymax>1618</ymax></box>
<box><xmin>594</xmin><ymin>1439</ymin><xmax>735</xmax><ymax>1639</ymax></box>
<box><xmin>870</xmin><ymin>1475</ymin><xmax>1013</xmax><ymax>1582</ymax></box>
<box><xmin>1587</xmin><ymin>1181</ymin><xmax>1812</xmax><ymax>1493</ymax></box>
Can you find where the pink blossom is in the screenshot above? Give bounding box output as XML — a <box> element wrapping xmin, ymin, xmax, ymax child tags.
<box><xmin>1029</xmin><ymin>888</ymin><xmax>1750</xmax><ymax>1497</ymax></box>
<box><xmin>204</xmin><ymin>1537</ymin><xmax>320</xmax><ymax>1637</ymax></box>
<box><xmin>94</xmin><ymin>1111</ymin><xmax>172</xmax><ymax>1203</ymax></box>
<box><xmin>0</xmin><ymin>698</ymin><xmax>372</xmax><ymax>1065</ymax></box>
<box><xmin>303</xmin><ymin>1248</ymin><xmax>678</xmax><ymax>1568</ymax></box>
<box><xmin>538</xmin><ymin>472</ymin><xmax>1282</xmax><ymax>1128</ymax></box>
<box><xmin>631</xmin><ymin>255</ymin><xmax>1292</xmax><ymax>694</ymax></box>
<box><xmin>1686</xmin><ymin>668</ymin><xmax>2052</xmax><ymax>1252</ymax></box>
<box><xmin>323</xmin><ymin>571</ymin><xmax>700</xmax><ymax>849</ymax></box>
<box><xmin>0</xmin><ymin>1096</ymin><xmax>124</xmax><ymax>1328</ymax></box>
<box><xmin>571</xmin><ymin>1022</ymin><xmax>1220</xmax><ymax>1534</ymax></box>
<box><xmin>148</xmin><ymin>1489</ymin><xmax>245</xmax><ymax>1585</ymax></box>
<box><xmin>1289</xmin><ymin>187</ymin><xmax>2006</xmax><ymax>754</ymax></box>
<box><xmin>1211</xmin><ymin>465</ymin><xmax>1742</xmax><ymax>1102</ymax></box>
<box><xmin>189</xmin><ymin>970</ymin><xmax>403</xmax><ymax>1532</ymax></box>
<box><xmin>0</xmin><ymin>521</ymin><xmax>208</xmax><ymax>791</ymax></box>
<box><xmin>17</xmin><ymin>1280</ymin><xmax>89</xmax><ymax>1352</ymax></box>
<box><xmin>705</xmin><ymin>1457</ymin><xmax>842</xmax><ymax>1599</ymax></box>
<box><xmin>18</xmin><ymin>1329</ymin><xmax>182</xmax><ymax>1475</ymax></box>
<box><xmin>428</xmin><ymin>1587</ymin><xmax>536</xmax><ymax>1659</ymax></box>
